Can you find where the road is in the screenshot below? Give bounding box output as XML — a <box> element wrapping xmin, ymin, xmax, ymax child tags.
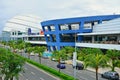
<box><xmin>22</xmin><ymin>53</ymin><xmax>107</xmax><ymax>80</ymax></box>
<box><xmin>39</xmin><ymin>58</ymin><xmax>107</xmax><ymax>80</ymax></box>
<box><xmin>19</xmin><ymin>63</ymin><xmax>60</xmax><ymax>80</ymax></box>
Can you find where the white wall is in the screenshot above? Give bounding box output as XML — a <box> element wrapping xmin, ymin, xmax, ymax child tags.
<box><xmin>93</xmin><ymin>18</ymin><xmax>120</xmax><ymax>33</ymax></box>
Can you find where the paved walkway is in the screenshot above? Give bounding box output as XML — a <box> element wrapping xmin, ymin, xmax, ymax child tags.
<box><xmin>87</xmin><ymin>67</ymin><xmax>120</xmax><ymax>75</ymax></box>
<box><xmin>76</xmin><ymin>60</ymin><xmax>120</xmax><ymax>75</ymax></box>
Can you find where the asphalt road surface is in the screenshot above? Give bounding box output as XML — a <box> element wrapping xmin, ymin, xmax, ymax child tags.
<box><xmin>19</xmin><ymin>63</ymin><xmax>60</xmax><ymax>80</ymax></box>
<box><xmin>23</xmin><ymin>53</ymin><xmax>108</xmax><ymax>80</ymax></box>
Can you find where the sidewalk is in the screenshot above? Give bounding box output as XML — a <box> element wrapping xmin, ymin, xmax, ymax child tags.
<box><xmin>76</xmin><ymin>60</ymin><xmax>120</xmax><ymax>75</ymax></box>
<box><xmin>86</xmin><ymin>67</ymin><xmax>120</xmax><ymax>75</ymax></box>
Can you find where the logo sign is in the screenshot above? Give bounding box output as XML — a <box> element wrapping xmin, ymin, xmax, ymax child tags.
<box><xmin>28</xmin><ymin>28</ymin><xmax>31</xmax><ymax>35</ymax></box>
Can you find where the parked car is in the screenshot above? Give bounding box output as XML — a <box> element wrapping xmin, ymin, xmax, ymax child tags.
<box><xmin>101</xmin><ymin>71</ymin><xmax>119</xmax><ymax>80</ymax></box>
<box><xmin>76</xmin><ymin>62</ymin><xmax>84</xmax><ymax>70</ymax></box>
<box><xmin>72</xmin><ymin>62</ymin><xmax>84</xmax><ymax>70</ymax></box>
<box><xmin>57</xmin><ymin>63</ymin><xmax>66</xmax><ymax>69</ymax></box>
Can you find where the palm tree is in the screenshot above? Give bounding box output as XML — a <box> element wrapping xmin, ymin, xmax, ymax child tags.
<box><xmin>1</xmin><ymin>41</ymin><xmax>7</xmax><ymax>47</ymax></box>
<box><xmin>63</xmin><ymin>46</ymin><xmax>75</xmax><ymax>60</ymax></box>
<box><xmin>0</xmin><ymin>48</ymin><xmax>25</xmax><ymax>80</ymax></box>
<box><xmin>52</xmin><ymin>49</ymin><xmax>67</xmax><ymax>72</ymax></box>
<box><xmin>78</xmin><ymin>48</ymin><xmax>94</xmax><ymax>61</ymax></box>
<box><xmin>24</xmin><ymin>42</ymin><xmax>31</xmax><ymax>51</ymax></box>
<box><xmin>52</xmin><ymin>50</ymin><xmax>61</xmax><ymax>72</ymax></box>
<box><xmin>83</xmin><ymin>48</ymin><xmax>109</xmax><ymax>80</ymax></box>
<box><xmin>8</xmin><ymin>40</ymin><xmax>17</xmax><ymax>53</ymax></box>
<box><xmin>106</xmin><ymin>49</ymin><xmax>120</xmax><ymax>71</ymax></box>
<box><xmin>34</xmin><ymin>46</ymin><xmax>46</xmax><ymax>64</ymax></box>
<box><xmin>15</xmin><ymin>41</ymin><xmax>23</xmax><ymax>54</ymax></box>
<box><xmin>26</xmin><ymin>47</ymin><xmax>33</xmax><ymax>59</ymax></box>
<box><xmin>24</xmin><ymin>42</ymin><xmax>31</xmax><ymax>57</ymax></box>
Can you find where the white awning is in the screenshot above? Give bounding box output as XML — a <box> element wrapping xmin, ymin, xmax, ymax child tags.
<box><xmin>78</xmin><ymin>31</ymin><xmax>120</xmax><ymax>36</ymax></box>
<box><xmin>76</xmin><ymin>43</ymin><xmax>120</xmax><ymax>50</ymax></box>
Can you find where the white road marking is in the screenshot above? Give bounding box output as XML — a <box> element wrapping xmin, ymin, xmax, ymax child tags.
<box><xmin>20</xmin><ymin>73</ymin><xmax>23</xmax><ymax>76</ymax></box>
<box><xmin>27</xmin><ymin>63</ymin><xmax>61</xmax><ymax>80</ymax></box>
<box><xmin>40</xmin><ymin>77</ymin><xmax>44</xmax><ymax>80</ymax></box>
<box><xmin>31</xmin><ymin>71</ymin><xmax>35</xmax><ymax>75</ymax></box>
<box><xmin>24</xmin><ymin>67</ymin><xmax>28</xmax><ymax>70</ymax></box>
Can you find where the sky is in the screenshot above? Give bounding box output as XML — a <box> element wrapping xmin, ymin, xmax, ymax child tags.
<box><xmin>0</xmin><ymin>0</ymin><xmax>120</xmax><ymax>34</ymax></box>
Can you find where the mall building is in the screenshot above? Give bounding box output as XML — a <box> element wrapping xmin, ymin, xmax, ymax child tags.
<box><xmin>41</xmin><ymin>14</ymin><xmax>120</xmax><ymax>51</ymax></box>
<box><xmin>1</xmin><ymin>14</ymin><xmax>120</xmax><ymax>51</ymax></box>
<box><xmin>1</xmin><ymin>14</ymin><xmax>46</xmax><ymax>46</ymax></box>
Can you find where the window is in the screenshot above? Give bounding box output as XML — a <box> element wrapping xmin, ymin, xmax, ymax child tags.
<box><xmin>102</xmin><ymin>20</ymin><xmax>108</xmax><ymax>23</ymax></box>
<box><xmin>60</xmin><ymin>33</ymin><xmax>75</xmax><ymax>42</ymax></box>
<box><xmin>94</xmin><ymin>21</ymin><xmax>98</xmax><ymax>25</ymax></box>
<box><xmin>50</xmin><ymin>25</ymin><xmax>55</xmax><ymax>31</ymax></box>
<box><xmin>60</xmin><ymin>24</ymin><xmax>69</xmax><ymax>30</ymax></box>
<box><xmin>40</xmin><ymin>37</ymin><xmax>45</xmax><ymax>41</ymax></box>
<box><xmin>71</xmin><ymin>23</ymin><xmax>79</xmax><ymax>30</ymax></box>
<box><xmin>44</xmin><ymin>26</ymin><xmax>48</xmax><ymax>31</ymax></box>
<box><xmin>84</xmin><ymin>22</ymin><xmax>92</xmax><ymax>29</ymax></box>
<box><xmin>51</xmin><ymin>34</ymin><xmax>56</xmax><ymax>42</ymax></box>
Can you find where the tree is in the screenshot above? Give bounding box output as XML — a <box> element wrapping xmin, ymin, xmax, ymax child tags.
<box><xmin>63</xmin><ymin>46</ymin><xmax>75</xmax><ymax>60</ymax></box>
<box><xmin>52</xmin><ymin>50</ymin><xmax>61</xmax><ymax>72</ymax></box>
<box><xmin>26</xmin><ymin>47</ymin><xmax>33</xmax><ymax>59</ymax></box>
<box><xmin>34</xmin><ymin>46</ymin><xmax>46</xmax><ymax>64</ymax></box>
<box><xmin>8</xmin><ymin>40</ymin><xmax>17</xmax><ymax>53</ymax></box>
<box><xmin>15</xmin><ymin>40</ymin><xmax>25</xmax><ymax>55</ymax></box>
<box><xmin>78</xmin><ymin>48</ymin><xmax>95</xmax><ymax>61</ymax></box>
<box><xmin>83</xmin><ymin>48</ymin><xmax>109</xmax><ymax>80</ymax></box>
<box><xmin>0</xmin><ymin>48</ymin><xmax>25</xmax><ymax>80</ymax></box>
<box><xmin>78</xmin><ymin>48</ymin><xmax>88</xmax><ymax>61</ymax></box>
<box><xmin>1</xmin><ymin>41</ymin><xmax>7</xmax><ymax>47</ymax></box>
<box><xmin>52</xmin><ymin>49</ymin><xmax>68</xmax><ymax>72</ymax></box>
<box><xmin>106</xmin><ymin>49</ymin><xmax>120</xmax><ymax>71</ymax></box>
<box><xmin>24</xmin><ymin>42</ymin><xmax>31</xmax><ymax>48</ymax></box>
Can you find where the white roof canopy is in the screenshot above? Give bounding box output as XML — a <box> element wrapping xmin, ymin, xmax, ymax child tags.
<box><xmin>78</xmin><ymin>17</ymin><xmax>120</xmax><ymax>36</ymax></box>
<box><xmin>3</xmin><ymin>14</ymin><xmax>42</xmax><ymax>32</ymax></box>
<box><xmin>78</xmin><ymin>31</ymin><xmax>120</xmax><ymax>36</ymax></box>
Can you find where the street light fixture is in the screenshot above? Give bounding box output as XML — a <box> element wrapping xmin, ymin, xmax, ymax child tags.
<box><xmin>73</xmin><ymin>26</ymin><xmax>77</xmax><ymax>80</ymax></box>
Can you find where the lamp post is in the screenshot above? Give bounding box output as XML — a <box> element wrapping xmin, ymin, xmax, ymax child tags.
<box><xmin>73</xmin><ymin>27</ymin><xmax>77</xmax><ymax>80</ymax></box>
<box><xmin>73</xmin><ymin>51</ymin><xmax>77</xmax><ymax>79</ymax></box>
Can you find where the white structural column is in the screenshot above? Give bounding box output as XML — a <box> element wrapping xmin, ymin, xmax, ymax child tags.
<box><xmin>117</xmin><ymin>35</ymin><xmax>120</xmax><ymax>41</ymax></box>
<box><xmin>117</xmin><ymin>35</ymin><xmax>120</xmax><ymax>44</ymax></box>
<box><xmin>92</xmin><ymin>36</ymin><xmax>94</xmax><ymax>43</ymax></box>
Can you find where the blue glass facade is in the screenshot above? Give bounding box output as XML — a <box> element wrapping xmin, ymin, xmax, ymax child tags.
<box><xmin>41</xmin><ymin>15</ymin><xmax>120</xmax><ymax>51</ymax></box>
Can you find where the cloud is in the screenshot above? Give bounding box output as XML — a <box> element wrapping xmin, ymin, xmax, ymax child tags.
<box><xmin>0</xmin><ymin>0</ymin><xmax>120</xmax><ymax>33</ymax></box>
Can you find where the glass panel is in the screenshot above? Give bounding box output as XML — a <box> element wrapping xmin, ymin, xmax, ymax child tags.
<box><xmin>60</xmin><ymin>24</ymin><xmax>69</xmax><ymax>30</ymax></box>
<box><xmin>71</xmin><ymin>23</ymin><xmax>79</xmax><ymax>30</ymax></box>
<box><xmin>50</xmin><ymin>25</ymin><xmax>55</xmax><ymax>31</ymax></box>
<box><xmin>84</xmin><ymin>22</ymin><xmax>92</xmax><ymax>29</ymax></box>
<box><xmin>94</xmin><ymin>21</ymin><xmax>98</xmax><ymax>25</ymax></box>
<box><xmin>51</xmin><ymin>34</ymin><xmax>56</xmax><ymax>42</ymax></box>
<box><xmin>60</xmin><ymin>33</ymin><xmax>76</xmax><ymax>42</ymax></box>
<box><xmin>102</xmin><ymin>20</ymin><xmax>108</xmax><ymax>23</ymax></box>
<box><xmin>44</xmin><ymin>26</ymin><xmax>48</xmax><ymax>31</ymax></box>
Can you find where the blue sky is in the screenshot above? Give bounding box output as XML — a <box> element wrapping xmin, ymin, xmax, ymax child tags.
<box><xmin>0</xmin><ymin>0</ymin><xmax>120</xmax><ymax>33</ymax></box>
